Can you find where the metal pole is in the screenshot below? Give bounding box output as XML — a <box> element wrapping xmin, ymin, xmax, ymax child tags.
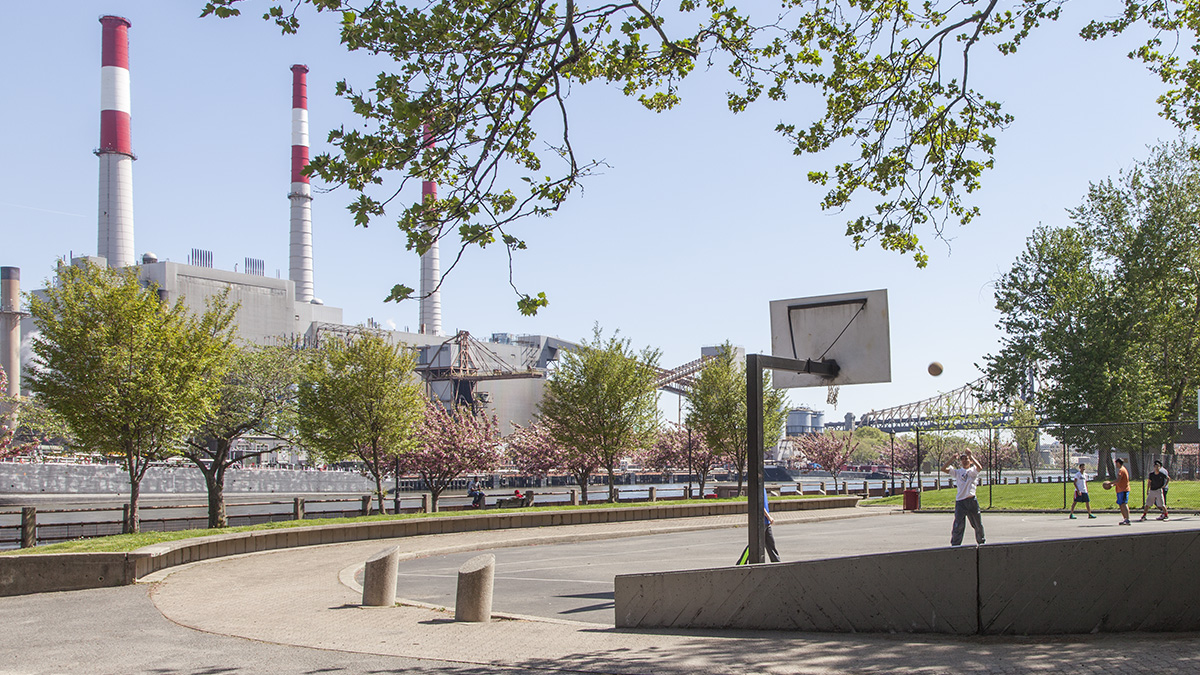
<box><xmin>746</xmin><ymin>353</ymin><xmax>766</xmax><ymax>565</ymax></box>
<box><xmin>916</xmin><ymin>429</ymin><xmax>922</xmax><ymax>508</ymax></box>
<box><xmin>1065</xmin><ymin>432</ymin><xmax>1075</xmax><ymax>506</ymax></box>
<box><xmin>1141</xmin><ymin>422</ymin><xmax>1146</xmax><ymax>505</ymax></box>
<box><xmin>889</xmin><ymin>432</ymin><xmax>895</xmax><ymax>497</ymax></box>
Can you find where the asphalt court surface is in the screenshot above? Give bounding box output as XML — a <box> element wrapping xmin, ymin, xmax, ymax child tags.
<box><xmin>363</xmin><ymin>510</ymin><xmax>1200</xmax><ymax>624</ymax></box>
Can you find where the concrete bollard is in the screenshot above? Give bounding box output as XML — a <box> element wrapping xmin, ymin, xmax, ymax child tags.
<box><xmin>20</xmin><ymin>507</ymin><xmax>35</xmax><ymax>549</ymax></box>
<box><xmin>360</xmin><ymin>495</ymin><xmax>372</xmax><ymax>516</ymax></box>
<box><xmin>569</xmin><ymin>489</ymin><xmax>579</xmax><ymax>506</ymax></box>
<box><xmin>648</xmin><ymin>486</ymin><xmax>657</xmax><ymax>502</ymax></box>
<box><xmin>421</xmin><ymin>494</ymin><xmax>431</xmax><ymax>513</ymax></box>
<box><xmin>362</xmin><ymin>545</ymin><xmax>400</xmax><ymax>607</ymax></box>
<box><xmin>455</xmin><ymin>553</ymin><xmax>495</xmax><ymax>622</ymax></box>
<box><xmin>293</xmin><ymin>497</ymin><xmax>305</xmax><ymax>521</ymax></box>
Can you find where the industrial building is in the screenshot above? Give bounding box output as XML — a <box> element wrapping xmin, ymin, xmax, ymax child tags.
<box><xmin>3</xmin><ymin>15</ymin><xmax>564</xmax><ymax>439</ymax></box>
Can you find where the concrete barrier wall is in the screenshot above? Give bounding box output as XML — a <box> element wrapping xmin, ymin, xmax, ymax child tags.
<box><xmin>979</xmin><ymin>530</ymin><xmax>1200</xmax><ymax>634</ymax></box>
<box><xmin>616</xmin><ymin>547</ymin><xmax>978</xmax><ymax>633</ymax></box>
<box><xmin>616</xmin><ymin>529</ymin><xmax>1200</xmax><ymax>635</ymax></box>
<box><xmin>0</xmin><ymin>496</ymin><xmax>859</xmax><ymax>597</ymax></box>
<box><xmin>0</xmin><ymin>464</ymin><xmax>377</xmax><ymax>494</ymax></box>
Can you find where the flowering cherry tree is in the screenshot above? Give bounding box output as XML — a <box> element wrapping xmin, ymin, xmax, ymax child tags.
<box><xmin>402</xmin><ymin>399</ymin><xmax>502</xmax><ymax>512</ymax></box>
<box><xmin>891</xmin><ymin>438</ymin><xmax>925</xmax><ymax>489</ymax></box>
<box><xmin>644</xmin><ymin>424</ymin><xmax>725</xmax><ymax>497</ymax></box>
<box><xmin>796</xmin><ymin>431</ymin><xmax>859</xmax><ymax>488</ymax></box>
<box><xmin>506</xmin><ymin>421</ymin><xmax>565</xmax><ymax>480</ymax></box>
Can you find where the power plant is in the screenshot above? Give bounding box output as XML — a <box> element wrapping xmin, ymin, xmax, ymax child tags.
<box><xmin>0</xmin><ymin>14</ymin><xmax>723</xmax><ymax>443</ymax></box>
<box><xmin>4</xmin><ymin>14</ymin><xmax>564</xmax><ymax>437</ymax></box>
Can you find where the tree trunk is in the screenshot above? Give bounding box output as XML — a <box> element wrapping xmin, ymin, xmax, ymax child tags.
<box><xmin>606</xmin><ymin>467</ymin><xmax>617</xmax><ymax>503</ymax></box>
<box><xmin>575</xmin><ymin>471</ymin><xmax>590</xmax><ymax>505</ymax></box>
<box><xmin>127</xmin><ymin>477</ymin><xmax>141</xmax><ymax>534</ymax></box>
<box><xmin>430</xmin><ymin>486</ymin><xmax>441</xmax><ymax>512</ymax></box>
<box><xmin>1101</xmin><ymin>447</ymin><xmax>1114</xmax><ymax>481</ymax></box>
<box><xmin>204</xmin><ymin>466</ymin><xmax>227</xmax><ymax>528</ymax></box>
<box><xmin>375</xmin><ymin>471</ymin><xmax>386</xmax><ymax>515</ymax></box>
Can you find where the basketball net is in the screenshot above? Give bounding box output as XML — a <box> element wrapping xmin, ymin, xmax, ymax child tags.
<box><xmin>826</xmin><ymin>384</ymin><xmax>840</xmax><ymax>408</ymax></box>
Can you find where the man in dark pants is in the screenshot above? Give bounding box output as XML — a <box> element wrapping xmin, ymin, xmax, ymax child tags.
<box><xmin>763</xmin><ymin>485</ymin><xmax>781</xmax><ymax>562</ymax></box>
<box><xmin>942</xmin><ymin>451</ymin><xmax>985</xmax><ymax>546</ymax></box>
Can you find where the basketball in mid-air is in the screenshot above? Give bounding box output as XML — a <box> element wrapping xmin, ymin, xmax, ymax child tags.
<box><xmin>1103</xmin><ymin>481</ymin><xmax>1114</xmax><ymax>490</ymax></box>
<box><xmin>928</xmin><ymin>362</ymin><xmax>944</xmax><ymax>377</ymax></box>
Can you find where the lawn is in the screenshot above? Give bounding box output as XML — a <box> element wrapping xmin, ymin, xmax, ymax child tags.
<box><xmin>5</xmin><ymin>493</ymin><xmax>825</xmax><ymax>555</ymax></box>
<box><xmin>867</xmin><ymin>480</ymin><xmax>1200</xmax><ymax>511</ymax></box>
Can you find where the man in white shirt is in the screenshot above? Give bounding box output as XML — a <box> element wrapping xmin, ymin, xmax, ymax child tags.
<box><xmin>1069</xmin><ymin>462</ymin><xmax>1096</xmax><ymax>519</ymax></box>
<box><xmin>941</xmin><ymin>450</ymin><xmax>985</xmax><ymax>546</ymax></box>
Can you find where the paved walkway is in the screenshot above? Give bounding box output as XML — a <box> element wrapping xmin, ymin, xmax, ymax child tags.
<box><xmin>5</xmin><ymin>506</ymin><xmax>1200</xmax><ymax>673</ymax></box>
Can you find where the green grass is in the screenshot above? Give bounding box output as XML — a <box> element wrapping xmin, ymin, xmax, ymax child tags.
<box><xmin>5</xmin><ymin>493</ymin><xmax>826</xmax><ymax>555</ymax></box>
<box><xmin>866</xmin><ymin>480</ymin><xmax>1200</xmax><ymax>511</ymax></box>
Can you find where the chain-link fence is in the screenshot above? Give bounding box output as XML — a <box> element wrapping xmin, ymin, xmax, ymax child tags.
<box><xmin>901</xmin><ymin>420</ymin><xmax>1200</xmax><ymax>512</ymax></box>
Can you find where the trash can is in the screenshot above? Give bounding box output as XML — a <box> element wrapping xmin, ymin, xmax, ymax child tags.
<box><xmin>903</xmin><ymin>489</ymin><xmax>920</xmax><ymax>511</ymax></box>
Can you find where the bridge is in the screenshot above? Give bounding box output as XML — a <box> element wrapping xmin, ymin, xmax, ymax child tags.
<box><xmin>856</xmin><ymin>376</ymin><xmax>1020</xmax><ymax>433</ymax></box>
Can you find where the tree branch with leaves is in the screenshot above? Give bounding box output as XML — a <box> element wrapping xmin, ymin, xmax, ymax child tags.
<box><xmin>198</xmin><ymin>0</ymin><xmax>1183</xmax><ymax>312</ymax></box>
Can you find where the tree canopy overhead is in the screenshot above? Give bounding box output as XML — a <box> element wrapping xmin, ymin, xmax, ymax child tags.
<box><xmin>201</xmin><ymin>0</ymin><xmax>1198</xmax><ymax>314</ymax></box>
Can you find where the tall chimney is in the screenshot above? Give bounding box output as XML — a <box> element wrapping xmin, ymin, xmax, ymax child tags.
<box><xmin>97</xmin><ymin>15</ymin><xmax>135</xmax><ymax>269</ymax></box>
<box><xmin>289</xmin><ymin>64</ymin><xmax>314</xmax><ymax>303</ymax></box>
<box><xmin>419</xmin><ymin>124</ymin><xmax>442</xmax><ymax>335</ymax></box>
<box><xmin>0</xmin><ymin>267</ymin><xmax>20</xmax><ymax>401</ymax></box>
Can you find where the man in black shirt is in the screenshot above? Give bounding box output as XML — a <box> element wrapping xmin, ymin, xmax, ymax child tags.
<box><xmin>1139</xmin><ymin>460</ymin><xmax>1170</xmax><ymax>522</ymax></box>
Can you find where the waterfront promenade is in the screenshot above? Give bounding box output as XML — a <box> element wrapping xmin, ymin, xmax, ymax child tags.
<box><xmin>3</xmin><ymin>506</ymin><xmax>1199</xmax><ymax>673</ymax></box>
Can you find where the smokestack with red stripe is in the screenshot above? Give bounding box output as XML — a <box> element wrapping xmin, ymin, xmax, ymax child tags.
<box><xmin>97</xmin><ymin>15</ymin><xmax>135</xmax><ymax>268</ymax></box>
<box><xmin>419</xmin><ymin>124</ymin><xmax>441</xmax><ymax>335</ymax></box>
<box><xmin>289</xmin><ymin>64</ymin><xmax>314</xmax><ymax>303</ymax></box>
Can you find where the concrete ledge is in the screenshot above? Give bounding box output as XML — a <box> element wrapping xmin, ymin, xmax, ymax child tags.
<box><xmin>0</xmin><ymin>496</ymin><xmax>858</xmax><ymax>597</ymax></box>
<box><xmin>0</xmin><ymin>552</ymin><xmax>147</xmax><ymax>596</ymax></box>
<box><xmin>615</xmin><ymin>528</ymin><xmax>1200</xmax><ymax>635</ymax></box>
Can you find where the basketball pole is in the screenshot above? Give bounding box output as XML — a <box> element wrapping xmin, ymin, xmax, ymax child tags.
<box><xmin>746</xmin><ymin>353</ymin><xmax>839</xmax><ymax>564</ymax></box>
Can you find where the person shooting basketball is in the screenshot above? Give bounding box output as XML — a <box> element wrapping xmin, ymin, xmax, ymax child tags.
<box><xmin>941</xmin><ymin>450</ymin><xmax>985</xmax><ymax>547</ymax></box>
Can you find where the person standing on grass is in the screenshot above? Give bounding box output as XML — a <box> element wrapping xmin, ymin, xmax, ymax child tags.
<box><xmin>1139</xmin><ymin>460</ymin><xmax>1170</xmax><ymax>522</ymax></box>
<box><xmin>1069</xmin><ymin>462</ymin><xmax>1096</xmax><ymax>520</ymax></box>
<box><xmin>942</xmin><ymin>450</ymin><xmax>985</xmax><ymax>546</ymax></box>
<box><xmin>1114</xmin><ymin>457</ymin><xmax>1131</xmax><ymax>526</ymax></box>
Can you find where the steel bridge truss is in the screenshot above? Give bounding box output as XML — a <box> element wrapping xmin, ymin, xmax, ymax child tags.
<box><xmin>858</xmin><ymin>376</ymin><xmax>1018</xmax><ymax>433</ymax></box>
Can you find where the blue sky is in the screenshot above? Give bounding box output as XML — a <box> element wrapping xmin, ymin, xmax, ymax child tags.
<box><xmin>0</xmin><ymin>2</ymin><xmax>1180</xmax><ymax>422</ymax></box>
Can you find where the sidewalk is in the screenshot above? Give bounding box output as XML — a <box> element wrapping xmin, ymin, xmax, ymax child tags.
<box><xmin>140</xmin><ymin>507</ymin><xmax>1200</xmax><ymax>674</ymax></box>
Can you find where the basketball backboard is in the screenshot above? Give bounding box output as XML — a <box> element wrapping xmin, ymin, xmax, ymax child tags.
<box><xmin>769</xmin><ymin>289</ymin><xmax>891</xmax><ymax>388</ymax></box>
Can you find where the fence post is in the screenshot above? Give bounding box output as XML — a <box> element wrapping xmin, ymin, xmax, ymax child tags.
<box><xmin>20</xmin><ymin>507</ymin><xmax>36</xmax><ymax>549</ymax></box>
<box><xmin>684</xmin><ymin>485</ymin><xmax>692</xmax><ymax>500</ymax></box>
<box><xmin>361</xmin><ymin>495</ymin><xmax>372</xmax><ymax>516</ymax></box>
<box><xmin>819</xmin><ymin>481</ymin><xmax>826</xmax><ymax>494</ymax></box>
<box><xmin>421</xmin><ymin>494</ymin><xmax>431</xmax><ymax>513</ymax></box>
<box><xmin>569</xmin><ymin>488</ymin><xmax>579</xmax><ymax>506</ymax></box>
<box><xmin>648</xmin><ymin>486</ymin><xmax>657</xmax><ymax>502</ymax></box>
<box><xmin>293</xmin><ymin>497</ymin><xmax>305</xmax><ymax>521</ymax></box>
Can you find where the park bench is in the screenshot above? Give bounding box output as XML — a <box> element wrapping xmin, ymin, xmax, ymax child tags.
<box><xmin>495</xmin><ymin>492</ymin><xmax>535</xmax><ymax>509</ymax></box>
